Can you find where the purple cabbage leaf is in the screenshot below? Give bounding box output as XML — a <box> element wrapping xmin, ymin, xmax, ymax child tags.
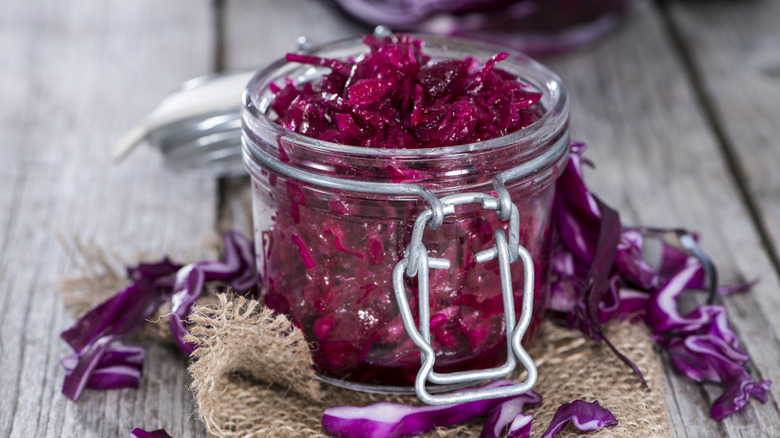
<box><xmin>60</xmin><ymin>344</ymin><xmax>144</xmax><ymax>391</ymax></box>
<box><xmin>551</xmin><ymin>142</ymin><xmax>646</xmax><ymax>384</ymax></box>
<box><xmin>130</xmin><ymin>428</ymin><xmax>173</xmax><ymax>438</ymax></box>
<box><xmin>541</xmin><ymin>400</ymin><xmax>617</xmax><ymax>438</ymax></box>
<box><xmin>322</xmin><ymin>383</ymin><xmax>618</xmax><ymax>438</ymax></box>
<box><xmin>322</xmin><ymin>379</ymin><xmax>541</xmax><ymax>438</ymax></box>
<box><xmin>479</xmin><ymin>390</ymin><xmax>542</xmax><ymax>438</ymax></box>
<box><xmin>550</xmin><ymin>143</ymin><xmax>770</xmax><ymax>420</ymax></box>
<box><xmin>60</xmin><ymin>232</ymin><xmax>256</xmax><ymax>401</ymax></box>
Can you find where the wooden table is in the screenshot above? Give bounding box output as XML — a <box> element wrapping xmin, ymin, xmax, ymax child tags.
<box><xmin>2</xmin><ymin>0</ymin><xmax>779</xmax><ymax>436</ymax></box>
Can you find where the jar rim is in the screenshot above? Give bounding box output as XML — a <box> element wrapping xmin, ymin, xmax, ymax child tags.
<box><xmin>242</xmin><ymin>33</ymin><xmax>569</xmax><ymax>160</ymax></box>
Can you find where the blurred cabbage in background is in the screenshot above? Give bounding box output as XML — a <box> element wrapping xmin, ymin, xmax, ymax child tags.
<box><xmin>326</xmin><ymin>0</ymin><xmax>635</xmax><ymax>56</ymax></box>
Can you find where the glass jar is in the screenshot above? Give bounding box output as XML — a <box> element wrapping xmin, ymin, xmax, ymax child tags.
<box><xmin>242</xmin><ymin>35</ymin><xmax>569</xmax><ymax>392</ymax></box>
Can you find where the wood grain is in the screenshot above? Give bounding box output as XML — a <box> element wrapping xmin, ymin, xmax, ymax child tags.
<box><xmin>222</xmin><ymin>0</ymin><xmax>370</xmax><ymax>71</ymax></box>
<box><xmin>666</xmin><ymin>0</ymin><xmax>780</xmax><ymax>266</ymax></box>
<box><xmin>663</xmin><ymin>1</ymin><xmax>780</xmax><ymax>435</ymax></box>
<box><xmin>0</xmin><ymin>1</ymin><xmax>217</xmax><ymax>437</ymax></box>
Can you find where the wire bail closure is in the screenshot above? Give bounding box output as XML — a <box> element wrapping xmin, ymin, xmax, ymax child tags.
<box><xmin>290</xmin><ymin>32</ymin><xmax>539</xmax><ymax>401</ymax></box>
<box><xmin>392</xmin><ymin>190</ymin><xmax>538</xmax><ymax>405</ymax></box>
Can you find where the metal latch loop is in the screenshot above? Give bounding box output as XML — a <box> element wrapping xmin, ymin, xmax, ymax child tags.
<box><xmin>392</xmin><ymin>192</ymin><xmax>538</xmax><ymax>405</ymax></box>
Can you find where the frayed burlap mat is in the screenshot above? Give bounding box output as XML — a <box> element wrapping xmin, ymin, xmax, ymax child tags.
<box><xmin>58</xmin><ymin>239</ymin><xmax>669</xmax><ymax>437</ymax></box>
<box><xmin>185</xmin><ymin>295</ymin><xmax>669</xmax><ymax>438</ymax></box>
<box><xmin>525</xmin><ymin>321</ymin><xmax>668</xmax><ymax>438</ymax></box>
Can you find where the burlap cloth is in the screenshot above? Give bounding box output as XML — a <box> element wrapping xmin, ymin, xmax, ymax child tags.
<box><xmin>59</xmin><ymin>239</ymin><xmax>670</xmax><ymax>438</ymax></box>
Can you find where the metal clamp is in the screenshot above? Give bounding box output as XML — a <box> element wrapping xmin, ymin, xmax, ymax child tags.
<box><xmin>392</xmin><ymin>192</ymin><xmax>538</xmax><ymax>405</ymax></box>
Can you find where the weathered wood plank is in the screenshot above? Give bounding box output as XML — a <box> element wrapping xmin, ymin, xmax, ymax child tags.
<box><xmin>222</xmin><ymin>0</ymin><xmax>370</xmax><ymax>70</ymax></box>
<box><xmin>662</xmin><ymin>5</ymin><xmax>780</xmax><ymax>430</ymax></box>
<box><xmin>0</xmin><ymin>168</ymin><xmax>19</xmax><ymax>268</ymax></box>
<box><xmin>665</xmin><ymin>0</ymin><xmax>780</xmax><ymax>269</ymax></box>
<box><xmin>543</xmin><ymin>0</ymin><xmax>780</xmax><ymax>435</ymax></box>
<box><xmin>0</xmin><ymin>1</ymin><xmax>218</xmax><ymax>437</ymax></box>
<box><xmin>661</xmin><ymin>1</ymin><xmax>780</xmax><ymax>436</ymax></box>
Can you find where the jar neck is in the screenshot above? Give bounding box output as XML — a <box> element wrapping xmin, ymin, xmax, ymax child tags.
<box><xmin>244</xmin><ymin>123</ymin><xmax>570</xmax><ymax>201</ymax></box>
<box><xmin>242</xmin><ymin>34</ymin><xmax>570</xmax><ymax>195</ymax></box>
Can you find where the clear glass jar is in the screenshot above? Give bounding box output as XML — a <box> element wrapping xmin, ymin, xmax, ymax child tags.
<box><xmin>242</xmin><ymin>35</ymin><xmax>569</xmax><ymax>391</ymax></box>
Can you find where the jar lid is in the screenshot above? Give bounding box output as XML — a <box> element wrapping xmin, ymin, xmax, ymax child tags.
<box><xmin>111</xmin><ymin>69</ymin><xmax>255</xmax><ymax>177</ymax></box>
<box><xmin>110</xmin><ymin>34</ymin><xmax>337</xmax><ymax>177</ymax></box>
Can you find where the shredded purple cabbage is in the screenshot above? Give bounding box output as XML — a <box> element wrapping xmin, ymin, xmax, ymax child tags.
<box><xmin>549</xmin><ymin>143</ymin><xmax>770</xmax><ymax>420</ymax></box>
<box><xmin>480</xmin><ymin>390</ymin><xmax>541</xmax><ymax>438</ymax></box>
<box><xmin>645</xmin><ymin>257</ymin><xmax>771</xmax><ymax>419</ymax></box>
<box><xmin>541</xmin><ymin>400</ymin><xmax>617</xmax><ymax>438</ymax></box>
<box><xmin>321</xmin><ymin>380</ymin><xmax>542</xmax><ymax>438</ymax></box>
<box><xmin>60</xmin><ymin>259</ymin><xmax>180</xmax><ymax>401</ymax></box>
<box><xmin>550</xmin><ymin>142</ymin><xmax>646</xmax><ymax>384</ymax></box>
<box><xmin>60</xmin><ymin>232</ymin><xmax>256</xmax><ymax>401</ymax></box>
<box><xmin>130</xmin><ymin>428</ymin><xmax>173</xmax><ymax>438</ymax></box>
<box><xmin>61</xmin><ymin>344</ymin><xmax>144</xmax><ymax>391</ymax></box>
<box><xmin>62</xmin><ymin>31</ymin><xmax>767</xmax><ymax>437</ymax></box>
<box><xmin>321</xmin><ymin>380</ymin><xmax>620</xmax><ymax>438</ymax></box>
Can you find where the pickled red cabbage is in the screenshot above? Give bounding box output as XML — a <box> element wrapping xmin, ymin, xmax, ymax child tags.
<box><xmin>272</xmin><ymin>33</ymin><xmax>543</xmax><ymax>149</ymax></box>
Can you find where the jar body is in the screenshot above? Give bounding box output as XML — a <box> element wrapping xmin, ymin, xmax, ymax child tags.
<box><xmin>242</xmin><ymin>35</ymin><xmax>569</xmax><ymax>390</ymax></box>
